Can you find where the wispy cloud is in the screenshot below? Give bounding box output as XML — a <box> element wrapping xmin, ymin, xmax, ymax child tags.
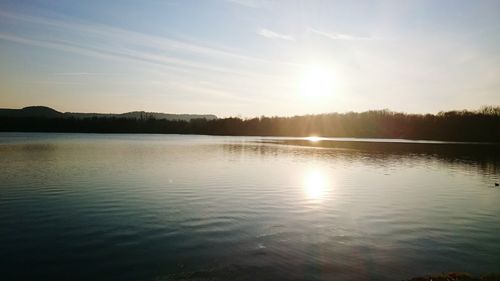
<box><xmin>258</xmin><ymin>28</ymin><xmax>295</xmax><ymax>41</ymax></box>
<box><xmin>0</xmin><ymin>10</ymin><xmax>300</xmax><ymax>82</ymax></box>
<box><xmin>51</xmin><ymin>72</ymin><xmax>124</xmax><ymax>76</ymax></box>
<box><xmin>0</xmin><ymin>9</ymin><xmax>303</xmax><ymax>110</ymax></box>
<box><xmin>308</xmin><ymin>28</ymin><xmax>371</xmax><ymax>41</ymax></box>
<box><xmin>225</xmin><ymin>0</ymin><xmax>270</xmax><ymax>8</ymax></box>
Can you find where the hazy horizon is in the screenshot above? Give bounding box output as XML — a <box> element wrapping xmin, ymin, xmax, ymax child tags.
<box><xmin>1</xmin><ymin>0</ymin><xmax>500</xmax><ymax>118</ymax></box>
<box><xmin>1</xmin><ymin>104</ymin><xmax>499</xmax><ymax>118</ymax></box>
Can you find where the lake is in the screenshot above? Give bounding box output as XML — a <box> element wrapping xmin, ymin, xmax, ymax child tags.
<box><xmin>1</xmin><ymin>133</ymin><xmax>499</xmax><ymax>281</ymax></box>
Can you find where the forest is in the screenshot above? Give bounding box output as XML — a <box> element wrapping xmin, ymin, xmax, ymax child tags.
<box><xmin>1</xmin><ymin>106</ymin><xmax>499</xmax><ymax>142</ymax></box>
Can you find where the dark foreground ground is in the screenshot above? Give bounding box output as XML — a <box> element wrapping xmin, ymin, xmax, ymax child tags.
<box><xmin>405</xmin><ymin>273</ymin><xmax>500</xmax><ymax>281</ymax></box>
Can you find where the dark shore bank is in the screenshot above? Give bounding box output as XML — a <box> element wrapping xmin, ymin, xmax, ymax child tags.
<box><xmin>405</xmin><ymin>272</ymin><xmax>500</xmax><ymax>281</ymax></box>
<box><xmin>1</xmin><ymin>106</ymin><xmax>499</xmax><ymax>142</ymax></box>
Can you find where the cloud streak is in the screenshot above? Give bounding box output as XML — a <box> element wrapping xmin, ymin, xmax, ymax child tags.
<box><xmin>0</xmin><ymin>9</ymin><xmax>306</xmax><ymax>108</ymax></box>
<box><xmin>0</xmin><ymin>10</ymin><xmax>300</xmax><ymax>79</ymax></box>
<box><xmin>225</xmin><ymin>0</ymin><xmax>266</xmax><ymax>8</ymax></box>
<box><xmin>51</xmin><ymin>72</ymin><xmax>124</xmax><ymax>76</ymax></box>
<box><xmin>309</xmin><ymin>28</ymin><xmax>371</xmax><ymax>41</ymax></box>
<box><xmin>258</xmin><ymin>29</ymin><xmax>295</xmax><ymax>41</ymax></box>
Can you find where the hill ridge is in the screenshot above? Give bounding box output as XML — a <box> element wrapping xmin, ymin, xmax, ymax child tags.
<box><xmin>0</xmin><ymin>106</ymin><xmax>217</xmax><ymax>121</ymax></box>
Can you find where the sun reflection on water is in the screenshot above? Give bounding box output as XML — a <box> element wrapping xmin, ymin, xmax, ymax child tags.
<box><xmin>305</xmin><ymin>136</ymin><xmax>323</xmax><ymax>142</ymax></box>
<box><xmin>303</xmin><ymin>170</ymin><xmax>330</xmax><ymax>201</ymax></box>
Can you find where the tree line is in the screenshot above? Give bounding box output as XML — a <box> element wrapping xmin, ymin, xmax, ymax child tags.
<box><xmin>1</xmin><ymin>106</ymin><xmax>499</xmax><ymax>142</ymax></box>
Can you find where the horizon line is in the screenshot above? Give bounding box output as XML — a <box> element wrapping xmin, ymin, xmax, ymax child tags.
<box><xmin>1</xmin><ymin>104</ymin><xmax>499</xmax><ymax>119</ymax></box>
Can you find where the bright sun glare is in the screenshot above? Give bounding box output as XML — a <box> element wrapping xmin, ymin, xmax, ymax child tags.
<box><xmin>305</xmin><ymin>136</ymin><xmax>322</xmax><ymax>142</ymax></box>
<box><xmin>303</xmin><ymin>170</ymin><xmax>330</xmax><ymax>200</ymax></box>
<box><xmin>298</xmin><ymin>65</ymin><xmax>335</xmax><ymax>99</ymax></box>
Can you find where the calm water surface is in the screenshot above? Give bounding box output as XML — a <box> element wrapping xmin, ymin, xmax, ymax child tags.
<box><xmin>1</xmin><ymin>133</ymin><xmax>499</xmax><ymax>281</ymax></box>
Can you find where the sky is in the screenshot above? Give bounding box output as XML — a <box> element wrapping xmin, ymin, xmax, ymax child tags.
<box><xmin>0</xmin><ymin>0</ymin><xmax>499</xmax><ymax>117</ymax></box>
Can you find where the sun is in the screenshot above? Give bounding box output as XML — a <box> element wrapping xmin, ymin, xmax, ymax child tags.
<box><xmin>298</xmin><ymin>65</ymin><xmax>335</xmax><ymax>99</ymax></box>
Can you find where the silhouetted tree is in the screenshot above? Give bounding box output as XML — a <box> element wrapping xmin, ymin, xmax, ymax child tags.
<box><xmin>1</xmin><ymin>107</ymin><xmax>499</xmax><ymax>142</ymax></box>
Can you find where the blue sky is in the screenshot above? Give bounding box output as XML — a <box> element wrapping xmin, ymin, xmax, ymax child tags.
<box><xmin>0</xmin><ymin>0</ymin><xmax>499</xmax><ymax>116</ymax></box>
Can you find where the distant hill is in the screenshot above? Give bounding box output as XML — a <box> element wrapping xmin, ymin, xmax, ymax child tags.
<box><xmin>0</xmin><ymin>106</ymin><xmax>217</xmax><ymax>121</ymax></box>
<box><xmin>0</xmin><ymin>106</ymin><xmax>64</xmax><ymax>118</ymax></box>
